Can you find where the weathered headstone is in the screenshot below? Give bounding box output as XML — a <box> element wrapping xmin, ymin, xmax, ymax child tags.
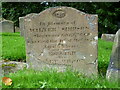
<box><xmin>19</xmin><ymin>13</ymin><xmax>37</xmax><ymax>37</ymax></box>
<box><xmin>24</xmin><ymin>7</ymin><xmax>98</xmax><ymax>76</ymax></box>
<box><xmin>0</xmin><ymin>20</ymin><xmax>14</xmax><ymax>33</ymax></box>
<box><xmin>106</xmin><ymin>29</ymin><xmax>120</xmax><ymax>81</ymax></box>
<box><xmin>15</xmin><ymin>26</ymin><xmax>20</xmax><ymax>32</ymax></box>
<box><xmin>101</xmin><ymin>34</ymin><xmax>115</xmax><ymax>42</ymax></box>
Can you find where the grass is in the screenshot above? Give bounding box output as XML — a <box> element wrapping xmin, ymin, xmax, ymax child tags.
<box><xmin>0</xmin><ymin>32</ymin><xmax>26</xmax><ymax>61</ymax></box>
<box><xmin>98</xmin><ymin>39</ymin><xmax>113</xmax><ymax>75</ymax></box>
<box><xmin>2</xmin><ymin>69</ymin><xmax>119</xmax><ymax>88</ymax></box>
<box><xmin>1</xmin><ymin>32</ymin><xmax>118</xmax><ymax>88</ymax></box>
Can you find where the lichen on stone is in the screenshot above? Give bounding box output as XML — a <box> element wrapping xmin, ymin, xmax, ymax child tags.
<box><xmin>2</xmin><ymin>63</ymin><xmax>16</xmax><ymax>67</ymax></box>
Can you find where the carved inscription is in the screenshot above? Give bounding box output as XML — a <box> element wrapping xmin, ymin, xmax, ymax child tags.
<box><xmin>25</xmin><ymin>7</ymin><xmax>98</xmax><ymax>74</ymax></box>
<box><xmin>26</xmin><ymin>19</ymin><xmax>96</xmax><ymax>65</ymax></box>
<box><xmin>53</xmin><ymin>10</ymin><xmax>66</xmax><ymax>18</ymax></box>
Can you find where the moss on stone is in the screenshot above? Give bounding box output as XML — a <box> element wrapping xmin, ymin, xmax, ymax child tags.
<box><xmin>2</xmin><ymin>63</ymin><xmax>16</xmax><ymax>67</ymax></box>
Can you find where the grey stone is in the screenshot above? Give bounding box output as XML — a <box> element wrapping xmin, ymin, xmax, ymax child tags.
<box><xmin>19</xmin><ymin>17</ymin><xmax>25</xmax><ymax>36</ymax></box>
<box><xmin>106</xmin><ymin>29</ymin><xmax>120</xmax><ymax>81</ymax></box>
<box><xmin>19</xmin><ymin>13</ymin><xmax>37</xmax><ymax>37</ymax></box>
<box><xmin>1</xmin><ymin>60</ymin><xmax>28</xmax><ymax>75</ymax></box>
<box><xmin>0</xmin><ymin>18</ymin><xmax>5</xmax><ymax>22</ymax></box>
<box><xmin>24</xmin><ymin>7</ymin><xmax>98</xmax><ymax>76</ymax></box>
<box><xmin>15</xmin><ymin>26</ymin><xmax>20</xmax><ymax>32</ymax></box>
<box><xmin>0</xmin><ymin>60</ymin><xmax>3</xmax><ymax>77</ymax></box>
<box><xmin>0</xmin><ymin>20</ymin><xmax>14</xmax><ymax>33</ymax></box>
<box><xmin>101</xmin><ymin>34</ymin><xmax>115</xmax><ymax>42</ymax></box>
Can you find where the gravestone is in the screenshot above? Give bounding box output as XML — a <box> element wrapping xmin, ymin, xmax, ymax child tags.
<box><xmin>19</xmin><ymin>17</ymin><xmax>24</xmax><ymax>36</ymax></box>
<box><xmin>24</xmin><ymin>7</ymin><xmax>98</xmax><ymax>76</ymax></box>
<box><xmin>0</xmin><ymin>18</ymin><xmax>5</xmax><ymax>22</ymax></box>
<box><xmin>0</xmin><ymin>20</ymin><xmax>14</xmax><ymax>33</ymax></box>
<box><xmin>15</xmin><ymin>26</ymin><xmax>20</xmax><ymax>32</ymax></box>
<box><xmin>101</xmin><ymin>34</ymin><xmax>115</xmax><ymax>42</ymax></box>
<box><xmin>106</xmin><ymin>29</ymin><xmax>120</xmax><ymax>81</ymax></box>
<box><xmin>19</xmin><ymin>13</ymin><xmax>37</xmax><ymax>37</ymax></box>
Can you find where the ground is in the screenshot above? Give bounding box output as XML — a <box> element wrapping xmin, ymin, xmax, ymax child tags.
<box><xmin>0</xmin><ymin>32</ymin><xmax>119</xmax><ymax>88</ymax></box>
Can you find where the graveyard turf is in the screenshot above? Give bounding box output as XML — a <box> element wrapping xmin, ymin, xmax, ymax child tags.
<box><xmin>98</xmin><ymin>39</ymin><xmax>113</xmax><ymax>75</ymax></box>
<box><xmin>0</xmin><ymin>32</ymin><xmax>26</xmax><ymax>61</ymax></box>
<box><xmin>1</xmin><ymin>32</ymin><xmax>119</xmax><ymax>88</ymax></box>
<box><xmin>2</xmin><ymin>69</ymin><xmax>119</xmax><ymax>88</ymax></box>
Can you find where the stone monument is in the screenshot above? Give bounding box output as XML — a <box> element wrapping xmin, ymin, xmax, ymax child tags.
<box><xmin>0</xmin><ymin>19</ymin><xmax>14</xmax><ymax>33</ymax></box>
<box><xmin>19</xmin><ymin>13</ymin><xmax>37</xmax><ymax>37</ymax></box>
<box><xmin>24</xmin><ymin>7</ymin><xmax>98</xmax><ymax>76</ymax></box>
<box><xmin>101</xmin><ymin>34</ymin><xmax>115</xmax><ymax>42</ymax></box>
<box><xmin>106</xmin><ymin>29</ymin><xmax>120</xmax><ymax>81</ymax></box>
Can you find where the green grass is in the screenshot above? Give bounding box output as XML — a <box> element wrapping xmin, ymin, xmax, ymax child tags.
<box><xmin>1</xmin><ymin>32</ymin><xmax>118</xmax><ymax>88</ymax></box>
<box><xmin>2</xmin><ymin>69</ymin><xmax>119</xmax><ymax>88</ymax></box>
<box><xmin>98</xmin><ymin>39</ymin><xmax>113</xmax><ymax>75</ymax></box>
<box><xmin>0</xmin><ymin>32</ymin><xmax>26</xmax><ymax>61</ymax></box>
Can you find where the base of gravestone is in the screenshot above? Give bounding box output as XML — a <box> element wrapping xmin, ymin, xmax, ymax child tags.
<box><xmin>106</xmin><ymin>68</ymin><xmax>120</xmax><ymax>85</ymax></box>
<box><xmin>1</xmin><ymin>60</ymin><xmax>28</xmax><ymax>75</ymax></box>
<box><xmin>27</xmin><ymin>57</ymin><xmax>98</xmax><ymax>77</ymax></box>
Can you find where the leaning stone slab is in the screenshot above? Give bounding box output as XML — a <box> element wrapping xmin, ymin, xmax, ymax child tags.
<box><xmin>0</xmin><ymin>20</ymin><xmax>14</xmax><ymax>33</ymax></box>
<box><xmin>24</xmin><ymin>7</ymin><xmax>98</xmax><ymax>76</ymax></box>
<box><xmin>106</xmin><ymin>29</ymin><xmax>120</xmax><ymax>81</ymax></box>
<box><xmin>19</xmin><ymin>13</ymin><xmax>37</xmax><ymax>37</ymax></box>
<box><xmin>1</xmin><ymin>60</ymin><xmax>28</xmax><ymax>75</ymax></box>
<box><xmin>101</xmin><ymin>34</ymin><xmax>115</xmax><ymax>42</ymax></box>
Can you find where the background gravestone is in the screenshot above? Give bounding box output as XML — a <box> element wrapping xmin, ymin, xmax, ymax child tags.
<box><xmin>19</xmin><ymin>13</ymin><xmax>37</xmax><ymax>37</ymax></box>
<box><xmin>101</xmin><ymin>34</ymin><xmax>115</xmax><ymax>42</ymax></box>
<box><xmin>19</xmin><ymin>17</ymin><xmax>24</xmax><ymax>36</ymax></box>
<box><xmin>15</xmin><ymin>26</ymin><xmax>20</xmax><ymax>32</ymax></box>
<box><xmin>106</xmin><ymin>29</ymin><xmax>120</xmax><ymax>81</ymax></box>
<box><xmin>24</xmin><ymin>7</ymin><xmax>98</xmax><ymax>76</ymax></box>
<box><xmin>0</xmin><ymin>20</ymin><xmax>14</xmax><ymax>33</ymax></box>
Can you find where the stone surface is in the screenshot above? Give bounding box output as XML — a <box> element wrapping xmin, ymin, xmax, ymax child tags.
<box><xmin>106</xmin><ymin>29</ymin><xmax>120</xmax><ymax>81</ymax></box>
<box><xmin>19</xmin><ymin>13</ymin><xmax>37</xmax><ymax>37</ymax></box>
<box><xmin>24</xmin><ymin>7</ymin><xmax>98</xmax><ymax>76</ymax></box>
<box><xmin>0</xmin><ymin>60</ymin><xmax>3</xmax><ymax>77</ymax></box>
<box><xmin>0</xmin><ymin>20</ymin><xmax>14</xmax><ymax>33</ymax></box>
<box><xmin>0</xmin><ymin>18</ymin><xmax>5</xmax><ymax>22</ymax></box>
<box><xmin>15</xmin><ymin>26</ymin><xmax>20</xmax><ymax>32</ymax></box>
<box><xmin>101</xmin><ymin>34</ymin><xmax>115</xmax><ymax>42</ymax></box>
<box><xmin>1</xmin><ymin>60</ymin><xmax>28</xmax><ymax>75</ymax></box>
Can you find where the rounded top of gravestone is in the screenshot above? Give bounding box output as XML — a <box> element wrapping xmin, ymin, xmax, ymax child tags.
<box><xmin>115</xmin><ymin>29</ymin><xmax>120</xmax><ymax>39</ymax></box>
<box><xmin>41</xmin><ymin>6</ymin><xmax>98</xmax><ymax>15</ymax></box>
<box><xmin>19</xmin><ymin>13</ymin><xmax>38</xmax><ymax>19</ymax></box>
<box><xmin>0</xmin><ymin>19</ymin><xmax>14</xmax><ymax>23</ymax></box>
<box><xmin>24</xmin><ymin>6</ymin><xmax>98</xmax><ymax>20</ymax></box>
<box><xmin>117</xmin><ymin>29</ymin><xmax>120</xmax><ymax>33</ymax></box>
<box><xmin>0</xmin><ymin>18</ymin><xmax>6</xmax><ymax>22</ymax></box>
